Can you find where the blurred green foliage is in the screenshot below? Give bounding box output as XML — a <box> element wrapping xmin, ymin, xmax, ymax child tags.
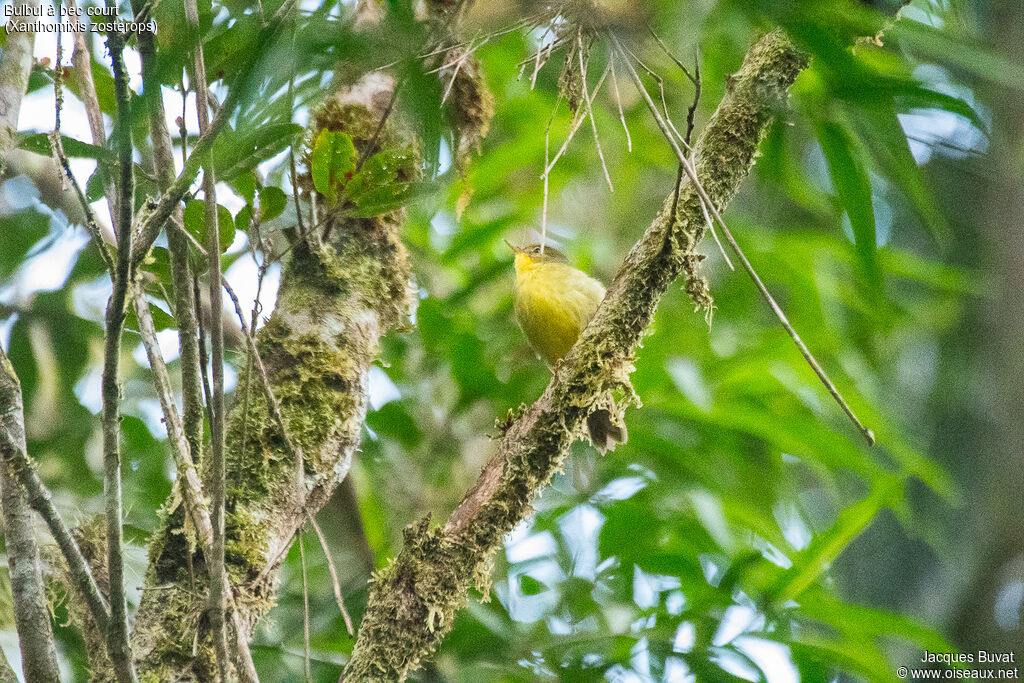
<box><xmin>0</xmin><ymin>0</ymin><xmax>1011</xmax><ymax>680</ymax></box>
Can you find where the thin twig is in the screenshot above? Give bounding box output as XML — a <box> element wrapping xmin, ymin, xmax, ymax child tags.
<box><xmin>541</xmin><ymin>120</ymin><xmax>551</xmax><ymax>252</ymax></box>
<box><xmin>610</xmin><ymin>58</ymin><xmax>632</xmax><ymax>152</ymax></box>
<box><xmin>648</xmin><ymin>26</ymin><xmax>697</xmax><ymax>85</ymax></box>
<box><xmin>577</xmin><ymin>31</ymin><xmax>613</xmax><ymax>192</ymax></box>
<box><xmin>610</xmin><ymin>33</ymin><xmax>874</xmax><ymax>446</ymax></box>
<box><xmin>237</xmin><ymin>215</ymin><xmax>266</xmax><ymax>488</ymax></box>
<box><xmin>306</xmin><ymin>512</ymin><xmax>354</xmax><ymax>636</ymax></box>
<box><xmin>101</xmin><ymin>16</ymin><xmax>139</xmax><ymax>682</ymax></box>
<box><xmin>354</xmin><ymin>76</ymin><xmax>403</xmax><ymax>174</ymax></box>
<box><xmin>49</xmin><ymin>131</ymin><xmax>115</xmax><ymax>272</ymax></box>
<box><xmin>684</xmin><ymin>52</ymin><xmax>700</xmax><ymax>148</ymax></box>
<box><xmin>299</xmin><ymin>532</ymin><xmax>312</xmax><ymax>682</ymax></box>
<box><xmin>172</xmin><ymin>222</ymin><xmax>307</xmax><ymax>486</ymax></box>
<box><xmin>0</xmin><ymin>426</ymin><xmax>112</xmax><ymax>641</ymax></box>
<box><xmin>287</xmin><ymin>11</ymin><xmax>309</xmax><ymax>247</ymax></box>
<box><xmin>541</xmin><ymin>62</ymin><xmax>610</xmax><ymax>178</ymax></box>
<box><xmin>69</xmin><ymin>0</ymin><xmax>120</xmax><ymax>234</ymax></box>
<box><xmin>131</xmin><ymin>0</ymin><xmax>208</xmax><ymax>486</ymax></box>
<box><xmin>193</xmin><ymin>272</ymin><xmax>215</xmax><ymax>426</ymax></box>
<box><xmin>182</xmin><ymin>0</ymin><xmax>231</xmax><ymax>674</ymax></box>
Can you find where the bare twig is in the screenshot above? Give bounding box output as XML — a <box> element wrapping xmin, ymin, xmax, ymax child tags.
<box><xmin>68</xmin><ymin>0</ymin><xmax>121</xmax><ymax>232</ymax></box>
<box><xmin>684</xmin><ymin>53</ymin><xmax>700</xmax><ymax>147</ymax></box>
<box><xmin>237</xmin><ymin>216</ymin><xmax>267</xmax><ymax>485</ymax></box>
<box><xmin>48</xmin><ymin>7</ymin><xmax>115</xmax><ymax>270</ymax></box>
<box><xmin>130</xmin><ymin>0</ymin><xmax>208</xmax><ymax>477</ymax></box>
<box><xmin>299</xmin><ymin>532</ymin><xmax>312</xmax><ymax>682</ymax></box>
<box><xmin>610</xmin><ymin>33</ymin><xmax>874</xmax><ymax>446</ymax></box>
<box><xmin>610</xmin><ymin>58</ymin><xmax>632</xmax><ymax>152</ymax></box>
<box><xmin>101</xmin><ymin>17</ymin><xmax>139</xmax><ymax>682</ymax></box>
<box><xmin>648</xmin><ymin>26</ymin><xmax>697</xmax><ymax>85</ymax></box>
<box><xmin>286</xmin><ymin>12</ymin><xmax>309</xmax><ymax>247</ymax></box>
<box><xmin>577</xmin><ymin>32</ymin><xmax>613</xmax><ymax>192</ymax></box>
<box><xmin>182</xmin><ymin>0</ymin><xmax>230</xmax><ymax>675</ymax></box>
<box><xmin>541</xmin><ymin>62</ymin><xmax>610</xmax><ymax>178</ymax></box>
<box><xmin>193</xmin><ymin>273</ymin><xmax>215</xmax><ymax>425</ymax></box>
<box><xmin>307</xmin><ymin>512</ymin><xmax>354</xmax><ymax>636</ymax></box>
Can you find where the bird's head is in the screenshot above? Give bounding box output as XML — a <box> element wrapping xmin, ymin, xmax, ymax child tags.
<box><xmin>505</xmin><ymin>240</ymin><xmax>568</xmax><ymax>272</ymax></box>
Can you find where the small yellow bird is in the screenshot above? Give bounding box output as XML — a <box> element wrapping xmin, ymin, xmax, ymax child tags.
<box><xmin>508</xmin><ymin>241</ymin><xmax>627</xmax><ymax>451</ymax></box>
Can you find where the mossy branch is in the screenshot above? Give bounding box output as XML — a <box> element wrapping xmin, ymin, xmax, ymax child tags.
<box><xmin>340</xmin><ymin>30</ymin><xmax>808</xmax><ymax>682</ymax></box>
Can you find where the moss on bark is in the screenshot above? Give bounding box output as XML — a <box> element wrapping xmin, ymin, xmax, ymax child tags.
<box><xmin>341</xmin><ymin>30</ymin><xmax>808</xmax><ymax>682</ymax></box>
<box><xmin>131</xmin><ymin>86</ymin><xmax>415</xmax><ymax>680</ymax></box>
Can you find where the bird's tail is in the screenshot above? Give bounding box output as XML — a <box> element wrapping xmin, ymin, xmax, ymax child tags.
<box><xmin>586</xmin><ymin>406</ymin><xmax>628</xmax><ymax>454</ymax></box>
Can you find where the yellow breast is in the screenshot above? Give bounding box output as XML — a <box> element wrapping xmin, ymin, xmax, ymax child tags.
<box><xmin>513</xmin><ymin>258</ymin><xmax>606</xmax><ymax>366</ymax></box>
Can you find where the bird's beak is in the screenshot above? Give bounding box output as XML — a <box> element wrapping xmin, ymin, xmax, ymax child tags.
<box><xmin>503</xmin><ymin>239</ymin><xmax>520</xmax><ymax>253</ymax></box>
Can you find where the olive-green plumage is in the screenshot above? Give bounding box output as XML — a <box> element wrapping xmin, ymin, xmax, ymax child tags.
<box><xmin>510</xmin><ymin>243</ymin><xmax>627</xmax><ymax>451</ymax></box>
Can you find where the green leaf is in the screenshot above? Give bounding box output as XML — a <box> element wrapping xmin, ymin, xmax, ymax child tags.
<box><xmin>854</xmin><ymin>105</ymin><xmax>951</xmax><ymax>246</ymax></box>
<box><xmin>235</xmin><ymin>205</ymin><xmax>253</xmax><ymax>233</ymax></box>
<box><xmin>230</xmin><ymin>171</ymin><xmax>258</xmax><ymax>206</ymax></box>
<box><xmin>815</xmin><ymin>119</ymin><xmax>879</xmax><ymax>284</ymax></box>
<box><xmin>18</xmin><ymin>133</ymin><xmax>112</xmax><ymax>160</ymax></box>
<box><xmin>183</xmin><ymin>200</ymin><xmax>235</xmax><ymax>254</ymax></box>
<box><xmin>214</xmin><ymin>123</ymin><xmax>303</xmax><ymax>181</ymax></box>
<box><xmin>258</xmin><ymin>186</ymin><xmax>287</xmax><ymax>222</ymax></box>
<box><xmin>85</xmin><ymin>167</ymin><xmax>108</xmax><ymax>202</ymax></box>
<box><xmin>773</xmin><ymin>477</ymin><xmax>902</xmax><ymax>603</ymax></box>
<box><xmin>310</xmin><ymin>129</ymin><xmax>356</xmax><ymax>206</ymax></box>
<box><xmin>342</xmin><ymin>148</ymin><xmax>417</xmax><ymax>217</ymax></box>
<box><xmin>0</xmin><ymin>208</ymin><xmax>50</xmax><ymax>279</ymax></box>
<box><xmin>518</xmin><ymin>574</ymin><xmax>548</xmax><ymax>596</ymax></box>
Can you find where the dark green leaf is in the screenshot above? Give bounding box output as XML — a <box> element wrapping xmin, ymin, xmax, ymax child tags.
<box><xmin>18</xmin><ymin>133</ymin><xmax>112</xmax><ymax>160</ymax></box>
<box><xmin>815</xmin><ymin>119</ymin><xmax>879</xmax><ymax>283</ymax></box>
<box><xmin>0</xmin><ymin>208</ymin><xmax>50</xmax><ymax>279</ymax></box>
<box><xmin>214</xmin><ymin>123</ymin><xmax>303</xmax><ymax>181</ymax></box>
<box><xmin>310</xmin><ymin>129</ymin><xmax>357</xmax><ymax>206</ymax></box>
<box><xmin>258</xmin><ymin>186</ymin><xmax>287</xmax><ymax>222</ymax></box>
<box><xmin>183</xmin><ymin>200</ymin><xmax>235</xmax><ymax>254</ymax></box>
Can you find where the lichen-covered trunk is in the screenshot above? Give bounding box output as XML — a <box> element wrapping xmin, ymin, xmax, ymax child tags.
<box><xmin>130</xmin><ymin>74</ymin><xmax>412</xmax><ymax>680</ymax></box>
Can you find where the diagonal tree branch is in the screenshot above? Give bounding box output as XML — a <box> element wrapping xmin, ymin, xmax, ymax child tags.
<box><xmin>340</xmin><ymin>29</ymin><xmax>808</xmax><ymax>682</ymax></box>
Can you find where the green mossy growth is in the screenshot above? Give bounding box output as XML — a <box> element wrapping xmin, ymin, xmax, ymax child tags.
<box><xmin>134</xmin><ymin>80</ymin><xmax>418</xmax><ymax>680</ymax></box>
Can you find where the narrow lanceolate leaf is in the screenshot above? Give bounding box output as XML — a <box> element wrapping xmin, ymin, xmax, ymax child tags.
<box><xmin>214</xmin><ymin>122</ymin><xmax>304</xmax><ymax>181</ymax></box>
<box><xmin>310</xmin><ymin>128</ymin><xmax>356</xmax><ymax>206</ymax></box>
<box><xmin>855</xmin><ymin>104</ymin><xmax>951</xmax><ymax>246</ymax></box>
<box><xmin>773</xmin><ymin>476</ymin><xmax>901</xmax><ymax>603</ymax></box>
<box><xmin>17</xmin><ymin>132</ymin><xmax>112</xmax><ymax>160</ymax></box>
<box><xmin>815</xmin><ymin>119</ymin><xmax>879</xmax><ymax>285</ymax></box>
